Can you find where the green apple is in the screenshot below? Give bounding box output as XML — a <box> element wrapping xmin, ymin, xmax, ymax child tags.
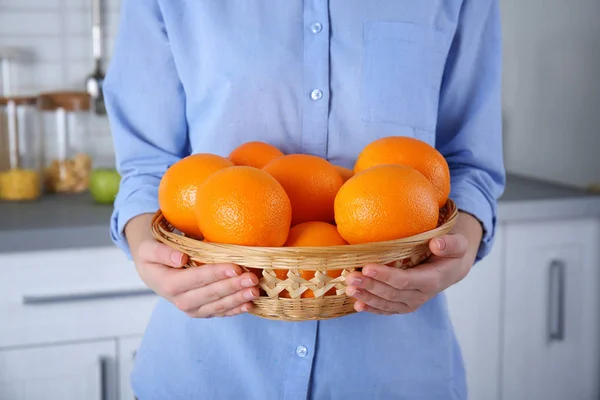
<box><xmin>90</xmin><ymin>168</ymin><xmax>121</xmax><ymax>205</ymax></box>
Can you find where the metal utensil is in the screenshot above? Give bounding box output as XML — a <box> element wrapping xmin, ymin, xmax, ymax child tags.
<box><xmin>85</xmin><ymin>0</ymin><xmax>106</xmax><ymax>115</ymax></box>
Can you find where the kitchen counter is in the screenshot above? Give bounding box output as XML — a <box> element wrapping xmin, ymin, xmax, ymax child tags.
<box><xmin>0</xmin><ymin>174</ymin><xmax>599</xmax><ymax>253</ymax></box>
<box><xmin>498</xmin><ymin>174</ymin><xmax>600</xmax><ymax>222</ymax></box>
<box><xmin>0</xmin><ymin>194</ymin><xmax>114</xmax><ymax>253</ymax></box>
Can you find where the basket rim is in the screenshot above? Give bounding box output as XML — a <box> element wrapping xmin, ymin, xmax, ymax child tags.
<box><xmin>151</xmin><ymin>198</ymin><xmax>458</xmax><ymax>257</ymax></box>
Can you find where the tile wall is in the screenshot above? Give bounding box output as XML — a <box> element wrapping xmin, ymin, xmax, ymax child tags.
<box><xmin>0</xmin><ymin>0</ymin><xmax>121</xmax><ymax>163</ymax></box>
<box><xmin>0</xmin><ymin>0</ymin><xmax>121</xmax><ymax>96</ymax></box>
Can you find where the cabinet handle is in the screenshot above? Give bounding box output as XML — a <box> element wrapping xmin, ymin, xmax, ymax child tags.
<box><xmin>22</xmin><ymin>288</ymin><xmax>155</xmax><ymax>305</ymax></box>
<box><xmin>548</xmin><ymin>260</ymin><xmax>566</xmax><ymax>342</ymax></box>
<box><xmin>99</xmin><ymin>356</ymin><xmax>110</xmax><ymax>400</ymax></box>
<box><xmin>131</xmin><ymin>351</ymin><xmax>138</xmax><ymax>400</ymax></box>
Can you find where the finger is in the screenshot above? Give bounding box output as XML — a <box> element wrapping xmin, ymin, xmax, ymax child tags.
<box><xmin>353</xmin><ymin>300</ymin><xmax>395</xmax><ymax>316</ymax></box>
<box><xmin>216</xmin><ymin>302</ymin><xmax>254</xmax><ymax>318</ymax></box>
<box><xmin>192</xmin><ymin>287</ymin><xmax>260</xmax><ymax>318</ymax></box>
<box><xmin>346</xmin><ymin>285</ymin><xmax>411</xmax><ymax>313</ymax></box>
<box><xmin>172</xmin><ymin>272</ymin><xmax>258</xmax><ymax>311</ymax></box>
<box><xmin>429</xmin><ymin>234</ymin><xmax>468</xmax><ymax>258</ymax></box>
<box><xmin>162</xmin><ymin>263</ymin><xmax>247</xmax><ymax>296</ymax></box>
<box><xmin>361</xmin><ymin>263</ymin><xmax>445</xmax><ymax>293</ymax></box>
<box><xmin>138</xmin><ymin>239</ymin><xmax>188</xmax><ymax>268</ymax></box>
<box><xmin>346</xmin><ymin>274</ymin><xmax>425</xmax><ymax>304</ymax></box>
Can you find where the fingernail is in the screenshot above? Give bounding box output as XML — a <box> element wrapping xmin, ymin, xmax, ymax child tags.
<box><xmin>363</xmin><ymin>269</ymin><xmax>376</xmax><ymax>278</ymax></box>
<box><xmin>170</xmin><ymin>252</ymin><xmax>183</xmax><ymax>266</ymax></box>
<box><xmin>355</xmin><ymin>303</ymin><xmax>365</xmax><ymax>312</ymax></box>
<box><xmin>348</xmin><ymin>288</ymin><xmax>361</xmax><ymax>297</ymax></box>
<box><xmin>244</xmin><ymin>290</ymin><xmax>256</xmax><ymax>300</ymax></box>
<box><xmin>226</xmin><ymin>269</ymin><xmax>238</xmax><ymax>278</ymax></box>
<box><xmin>241</xmin><ymin>278</ymin><xmax>256</xmax><ymax>288</ymax></box>
<box><xmin>349</xmin><ymin>277</ymin><xmax>363</xmax><ymax>286</ymax></box>
<box><xmin>435</xmin><ymin>238</ymin><xmax>446</xmax><ymax>252</ymax></box>
<box><xmin>241</xmin><ymin>305</ymin><xmax>250</xmax><ymax>312</ymax></box>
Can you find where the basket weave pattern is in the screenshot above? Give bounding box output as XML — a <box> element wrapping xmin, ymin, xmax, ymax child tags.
<box><xmin>152</xmin><ymin>200</ymin><xmax>458</xmax><ymax>321</ymax></box>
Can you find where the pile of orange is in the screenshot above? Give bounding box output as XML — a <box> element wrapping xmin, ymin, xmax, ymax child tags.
<box><xmin>158</xmin><ymin>136</ymin><xmax>450</xmax><ymax>297</ymax></box>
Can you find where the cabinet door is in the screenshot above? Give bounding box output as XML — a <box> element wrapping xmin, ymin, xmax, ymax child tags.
<box><xmin>502</xmin><ymin>219</ymin><xmax>600</xmax><ymax>400</ymax></box>
<box><xmin>0</xmin><ymin>246</ymin><xmax>157</xmax><ymax>348</ymax></box>
<box><xmin>0</xmin><ymin>340</ymin><xmax>117</xmax><ymax>400</ymax></box>
<box><xmin>445</xmin><ymin>226</ymin><xmax>504</xmax><ymax>400</ymax></box>
<box><xmin>118</xmin><ymin>336</ymin><xmax>143</xmax><ymax>400</ymax></box>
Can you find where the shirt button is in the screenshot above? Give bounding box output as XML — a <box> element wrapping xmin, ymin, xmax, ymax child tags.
<box><xmin>310</xmin><ymin>89</ymin><xmax>323</xmax><ymax>101</ymax></box>
<box><xmin>310</xmin><ymin>22</ymin><xmax>322</xmax><ymax>34</ymax></box>
<box><xmin>296</xmin><ymin>345</ymin><xmax>308</xmax><ymax>358</ymax></box>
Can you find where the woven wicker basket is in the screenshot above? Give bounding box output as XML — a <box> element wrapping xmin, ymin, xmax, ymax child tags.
<box><xmin>151</xmin><ymin>199</ymin><xmax>458</xmax><ymax>321</ymax></box>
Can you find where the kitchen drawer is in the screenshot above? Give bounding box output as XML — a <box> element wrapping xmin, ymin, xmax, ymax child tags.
<box><xmin>0</xmin><ymin>246</ymin><xmax>158</xmax><ymax>348</ymax></box>
<box><xmin>0</xmin><ymin>339</ymin><xmax>118</xmax><ymax>400</ymax></box>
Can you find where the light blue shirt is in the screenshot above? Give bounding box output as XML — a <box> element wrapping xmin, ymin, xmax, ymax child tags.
<box><xmin>104</xmin><ymin>1</ymin><xmax>505</xmax><ymax>399</ymax></box>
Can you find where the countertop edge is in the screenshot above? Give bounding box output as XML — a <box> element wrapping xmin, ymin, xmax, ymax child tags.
<box><xmin>0</xmin><ymin>225</ymin><xmax>114</xmax><ymax>254</ymax></box>
<box><xmin>1</xmin><ymin>196</ymin><xmax>599</xmax><ymax>254</ymax></box>
<box><xmin>498</xmin><ymin>196</ymin><xmax>600</xmax><ymax>223</ymax></box>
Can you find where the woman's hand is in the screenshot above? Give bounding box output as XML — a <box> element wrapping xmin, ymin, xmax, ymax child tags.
<box><xmin>345</xmin><ymin>212</ymin><xmax>483</xmax><ymax>315</ymax></box>
<box><xmin>125</xmin><ymin>213</ymin><xmax>260</xmax><ymax>318</ymax></box>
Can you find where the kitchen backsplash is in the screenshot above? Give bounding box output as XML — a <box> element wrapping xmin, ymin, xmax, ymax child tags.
<box><xmin>1</xmin><ymin>0</ymin><xmax>120</xmax><ymax>161</ymax></box>
<box><xmin>1</xmin><ymin>0</ymin><xmax>598</xmax><ymax>188</ymax></box>
<box><xmin>0</xmin><ymin>0</ymin><xmax>120</xmax><ymax>95</ymax></box>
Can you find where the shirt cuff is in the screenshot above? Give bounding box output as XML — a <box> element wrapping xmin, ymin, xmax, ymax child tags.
<box><xmin>110</xmin><ymin>188</ymin><xmax>160</xmax><ymax>259</ymax></box>
<box><xmin>449</xmin><ymin>179</ymin><xmax>498</xmax><ymax>262</ymax></box>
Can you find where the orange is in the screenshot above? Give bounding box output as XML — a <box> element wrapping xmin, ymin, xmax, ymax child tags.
<box><xmin>279</xmin><ymin>221</ymin><xmax>347</xmax><ymax>298</ymax></box>
<box><xmin>262</xmin><ymin>154</ymin><xmax>344</xmax><ymax>226</ymax></box>
<box><xmin>353</xmin><ymin>136</ymin><xmax>451</xmax><ymax>207</ymax></box>
<box><xmin>333</xmin><ymin>165</ymin><xmax>353</xmax><ymax>183</ymax></box>
<box><xmin>158</xmin><ymin>153</ymin><xmax>233</xmax><ymax>238</ymax></box>
<box><xmin>195</xmin><ymin>166</ymin><xmax>292</xmax><ymax>246</ymax></box>
<box><xmin>228</xmin><ymin>141</ymin><xmax>284</xmax><ymax>169</ymax></box>
<box><xmin>284</xmin><ymin>221</ymin><xmax>348</xmax><ymax>247</ymax></box>
<box><xmin>335</xmin><ymin>164</ymin><xmax>439</xmax><ymax>244</ymax></box>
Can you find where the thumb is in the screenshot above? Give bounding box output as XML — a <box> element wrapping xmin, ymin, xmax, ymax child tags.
<box><xmin>429</xmin><ymin>234</ymin><xmax>468</xmax><ymax>258</ymax></box>
<box><xmin>138</xmin><ymin>239</ymin><xmax>188</xmax><ymax>268</ymax></box>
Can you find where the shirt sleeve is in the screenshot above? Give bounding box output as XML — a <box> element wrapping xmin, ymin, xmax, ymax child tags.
<box><xmin>103</xmin><ymin>0</ymin><xmax>189</xmax><ymax>258</ymax></box>
<box><xmin>436</xmin><ymin>0</ymin><xmax>506</xmax><ymax>262</ymax></box>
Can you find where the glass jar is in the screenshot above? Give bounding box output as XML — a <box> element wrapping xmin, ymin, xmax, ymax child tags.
<box><xmin>88</xmin><ymin>113</ymin><xmax>120</xmax><ymax>204</ymax></box>
<box><xmin>1</xmin><ymin>48</ymin><xmax>18</xmax><ymax>96</ymax></box>
<box><xmin>37</xmin><ymin>92</ymin><xmax>92</xmax><ymax>194</ymax></box>
<box><xmin>89</xmin><ymin>113</ymin><xmax>115</xmax><ymax>169</ymax></box>
<box><xmin>0</xmin><ymin>47</ymin><xmax>31</xmax><ymax>97</ymax></box>
<box><xmin>0</xmin><ymin>96</ymin><xmax>43</xmax><ymax>201</ymax></box>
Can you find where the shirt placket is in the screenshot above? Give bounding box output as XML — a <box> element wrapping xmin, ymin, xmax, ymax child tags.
<box><xmin>281</xmin><ymin>320</ymin><xmax>319</xmax><ymax>400</ymax></box>
<box><xmin>278</xmin><ymin>2</ymin><xmax>329</xmax><ymax>399</ymax></box>
<box><xmin>301</xmin><ymin>0</ymin><xmax>331</xmax><ymax>159</ymax></box>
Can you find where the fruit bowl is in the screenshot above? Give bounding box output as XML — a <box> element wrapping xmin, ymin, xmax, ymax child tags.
<box><xmin>151</xmin><ymin>199</ymin><xmax>458</xmax><ymax>322</ymax></box>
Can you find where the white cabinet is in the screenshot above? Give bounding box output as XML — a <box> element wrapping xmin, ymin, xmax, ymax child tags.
<box><xmin>502</xmin><ymin>219</ymin><xmax>600</xmax><ymax>400</ymax></box>
<box><xmin>0</xmin><ymin>247</ymin><xmax>158</xmax><ymax>348</ymax></box>
<box><xmin>445</xmin><ymin>227</ymin><xmax>504</xmax><ymax>400</ymax></box>
<box><xmin>0</xmin><ymin>217</ymin><xmax>598</xmax><ymax>400</ymax></box>
<box><xmin>118</xmin><ymin>336</ymin><xmax>143</xmax><ymax>400</ymax></box>
<box><xmin>0</xmin><ymin>247</ymin><xmax>156</xmax><ymax>400</ymax></box>
<box><xmin>0</xmin><ymin>340</ymin><xmax>117</xmax><ymax>400</ymax></box>
<box><xmin>447</xmin><ymin>217</ymin><xmax>600</xmax><ymax>400</ymax></box>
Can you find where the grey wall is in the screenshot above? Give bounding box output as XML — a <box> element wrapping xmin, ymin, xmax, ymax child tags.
<box><xmin>501</xmin><ymin>0</ymin><xmax>600</xmax><ymax>188</ymax></box>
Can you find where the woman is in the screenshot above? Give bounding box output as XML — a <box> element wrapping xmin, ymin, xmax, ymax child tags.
<box><xmin>104</xmin><ymin>1</ymin><xmax>505</xmax><ymax>399</ymax></box>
